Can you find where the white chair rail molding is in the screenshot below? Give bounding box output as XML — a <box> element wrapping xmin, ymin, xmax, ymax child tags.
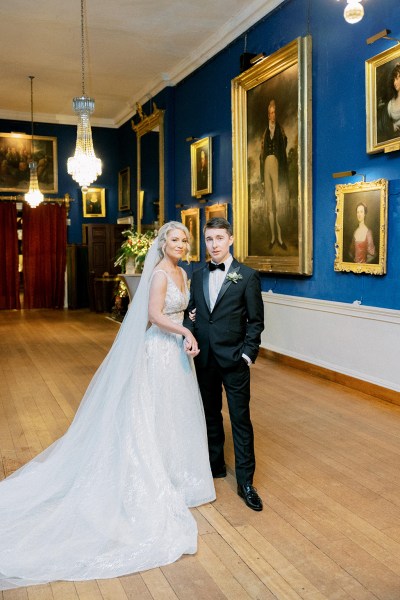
<box><xmin>261</xmin><ymin>292</ymin><xmax>400</xmax><ymax>394</ymax></box>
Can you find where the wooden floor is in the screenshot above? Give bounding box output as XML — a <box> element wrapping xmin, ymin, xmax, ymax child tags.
<box><xmin>0</xmin><ymin>309</ymin><xmax>400</xmax><ymax>600</ymax></box>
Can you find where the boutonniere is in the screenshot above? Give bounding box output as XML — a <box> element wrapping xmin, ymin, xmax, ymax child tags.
<box><xmin>226</xmin><ymin>271</ymin><xmax>243</xmax><ymax>284</ymax></box>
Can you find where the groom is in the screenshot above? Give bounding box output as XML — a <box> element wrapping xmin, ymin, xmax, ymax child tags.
<box><xmin>184</xmin><ymin>217</ymin><xmax>264</xmax><ymax>511</ymax></box>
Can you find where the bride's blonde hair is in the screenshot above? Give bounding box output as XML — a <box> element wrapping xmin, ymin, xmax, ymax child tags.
<box><xmin>157</xmin><ymin>221</ymin><xmax>191</xmax><ymax>262</ymax></box>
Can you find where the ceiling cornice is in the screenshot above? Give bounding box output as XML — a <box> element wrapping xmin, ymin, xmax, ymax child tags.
<box><xmin>114</xmin><ymin>0</ymin><xmax>285</xmax><ymax>128</ymax></box>
<box><xmin>0</xmin><ymin>0</ymin><xmax>284</xmax><ymax>129</ymax></box>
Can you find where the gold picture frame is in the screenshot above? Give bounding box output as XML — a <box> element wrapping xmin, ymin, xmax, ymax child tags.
<box><xmin>204</xmin><ymin>203</ymin><xmax>228</xmax><ymax>260</ymax></box>
<box><xmin>366</xmin><ymin>44</ymin><xmax>400</xmax><ymax>154</ymax></box>
<box><xmin>0</xmin><ymin>132</ymin><xmax>58</xmax><ymax>193</ymax></box>
<box><xmin>191</xmin><ymin>137</ymin><xmax>212</xmax><ymax>197</ymax></box>
<box><xmin>118</xmin><ymin>167</ymin><xmax>130</xmax><ymax>211</ymax></box>
<box><xmin>205</xmin><ymin>202</ymin><xmax>228</xmax><ymax>222</ymax></box>
<box><xmin>334</xmin><ymin>179</ymin><xmax>388</xmax><ymax>275</ymax></box>
<box><xmin>231</xmin><ymin>36</ymin><xmax>312</xmax><ymax>274</ymax></box>
<box><xmin>82</xmin><ymin>187</ymin><xmax>106</xmax><ymax>218</ymax></box>
<box><xmin>181</xmin><ymin>207</ymin><xmax>200</xmax><ymax>261</ymax></box>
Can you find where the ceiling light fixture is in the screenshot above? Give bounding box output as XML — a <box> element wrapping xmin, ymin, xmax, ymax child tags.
<box><xmin>25</xmin><ymin>75</ymin><xmax>44</xmax><ymax>209</ymax></box>
<box><xmin>67</xmin><ymin>0</ymin><xmax>101</xmax><ymax>192</ymax></box>
<box><xmin>340</xmin><ymin>0</ymin><xmax>365</xmax><ymax>24</ymax></box>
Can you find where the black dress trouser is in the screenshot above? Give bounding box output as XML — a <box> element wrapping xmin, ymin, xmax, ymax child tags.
<box><xmin>196</xmin><ymin>350</ymin><xmax>255</xmax><ymax>485</ymax></box>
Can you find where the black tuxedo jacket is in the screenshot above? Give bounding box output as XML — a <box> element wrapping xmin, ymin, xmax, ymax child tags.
<box><xmin>184</xmin><ymin>258</ymin><xmax>264</xmax><ymax>369</ymax></box>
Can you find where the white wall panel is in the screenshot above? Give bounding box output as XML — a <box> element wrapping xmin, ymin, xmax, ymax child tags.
<box><xmin>261</xmin><ymin>293</ymin><xmax>400</xmax><ymax>392</ymax></box>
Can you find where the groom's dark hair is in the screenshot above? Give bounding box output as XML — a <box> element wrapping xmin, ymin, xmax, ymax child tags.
<box><xmin>204</xmin><ymin>217</ymin><xmax>233</xmax><ymax>236</ymax></box>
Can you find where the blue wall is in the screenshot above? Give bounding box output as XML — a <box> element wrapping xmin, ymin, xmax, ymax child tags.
<box><xmin>2</xmin><ymin>0</ymin><xmax>400</xmax><ymax>309</ymax></box>
<box><xmin>170</xmin><ymin>0</ymin><xmax>400</xmax><ymax>309</ymax></box>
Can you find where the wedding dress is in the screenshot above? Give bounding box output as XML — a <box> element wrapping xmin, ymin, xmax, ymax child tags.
<box><xmin>0</xmin><ymin>240</ymin><xmax>215</xmax><ymax>590</ymax></box>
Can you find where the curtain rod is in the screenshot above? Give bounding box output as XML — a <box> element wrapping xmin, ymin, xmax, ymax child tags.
<box><xmin>0</xmin><ymin>193</ymin><xmax>73</xmax><ymax>212</ymax></box>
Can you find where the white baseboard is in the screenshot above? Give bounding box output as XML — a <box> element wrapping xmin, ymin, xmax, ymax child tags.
<box><xmin>261</xmin><ymin>292</ymin><xmax>400</xmax><ymax>393</ymax></box>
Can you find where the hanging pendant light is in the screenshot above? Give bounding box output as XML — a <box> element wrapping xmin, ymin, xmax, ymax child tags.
<box><xmin>25</xmin><ymin>76</ymin><xmax>44</xmax><ymax>209</ymax></box>
<box><xmin>344</xmin><ymin>0</ymin><xmax>364</xmax><ymax>24</ymax></box>
<box><xmin>337</xmin><ymin>0</ymin><xmax>365</xmax><ymax>24</ymax></box>
<box><xmin>67</xmin><ymin>0</ymin><xmax>102</xmax><ymax>192</ymax></box>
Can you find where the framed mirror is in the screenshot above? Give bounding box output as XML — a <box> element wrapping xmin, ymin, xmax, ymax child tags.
<box><xmin>132</xmin><ymin>103</ymin><xmax>165</xmax><ymax>233</ymax></box>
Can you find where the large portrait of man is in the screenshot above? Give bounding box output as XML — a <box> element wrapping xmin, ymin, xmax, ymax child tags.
<box><xmin>249</xmin><ymin>78</ymin><xmax>297</xmax><ymax>256</ymax></box>
<box><xmin>232</xmin><ymin>36</ymin><xmax>312</xmax><ymax>275</ymax></box>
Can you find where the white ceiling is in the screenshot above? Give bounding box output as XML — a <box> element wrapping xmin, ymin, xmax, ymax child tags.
<box><xmin>0</xmin><ymin>0</ymin><xmax>283</xmax><ymax>128</ymax></box>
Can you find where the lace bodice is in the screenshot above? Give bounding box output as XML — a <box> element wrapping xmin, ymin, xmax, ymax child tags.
<box><xmin>152</xmin><ymin>269</ymin><xmax>189</xmax><ymax>324</ymax></box>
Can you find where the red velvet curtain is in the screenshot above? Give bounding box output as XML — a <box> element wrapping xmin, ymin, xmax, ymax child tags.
<box><xmin>0</xmin><ymin>202</ymin><xmax>20</xmax><ymax>309</ymax></box>
<box><xmin>23</xmin><ymin>203</ymin><xmax>67</xmax><ymax>309</ymax></box>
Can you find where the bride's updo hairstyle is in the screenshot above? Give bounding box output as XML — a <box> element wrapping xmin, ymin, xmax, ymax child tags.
<box><xmin>157</xmin><ymin>221</ymin><xmax>191</xmax><ymax>262</ymax></box>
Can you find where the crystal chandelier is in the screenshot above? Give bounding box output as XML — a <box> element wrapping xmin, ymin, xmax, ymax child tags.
<box><xmin>67</xmin><ymin>0</ymin><xmax>101</xmax><ymax>192</ymax></box>
<box><xmin>25</xmin><ymin>76</ymin><xmax>44</xmax><ymax>209</ymax></box>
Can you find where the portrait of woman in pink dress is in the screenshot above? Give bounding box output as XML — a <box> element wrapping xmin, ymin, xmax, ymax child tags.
<box><xmin>349</xmin><ymin>202</ymin><xmax>376</xmax><ymax>264</ymax></box>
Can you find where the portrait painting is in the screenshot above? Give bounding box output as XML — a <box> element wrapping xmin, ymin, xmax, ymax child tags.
<box><xmin>118</xmin><ymin>167</ymin><xmax>130</xmax><ymax>211</ymax></box>
<box><xmin>191</xmin><ymin>137</ymin><xmax>212</xmax><ymax>197</ymax></box>
<box><xmin>366</xmin><ymin>44</ymin><xmax>400</xmax><ymax>153</ymax></box>
<box><xmin>334</xmin><ymin>179</ymin><xmax>388</xmax><ymax>275</ymax></box>
<box><xmin>204</xmin><ymin>203</ymin><xmax>228</xmax><ymax>260</ymax></box>
<box><xmin>181</xmin><ymin>207</ymin><xmax>200</xmax><ymax>261</ymax></box>
<box><xmin>205</xmin><ymin>203</ymin><xmax>228</xmax><ymax>223</ymax></box>
<box><xmin>231</xmin><ymin>36</ymin><xmax>312</xmax><ymax>274</ymax></box>
<box><xmin>0</xmin><ymin>132</ymin><xmax>58</xmax><ymax>193</ymax></box>
<box><xmin>82</xmin><ymin>187</ymin><xmax>106</xmax><ymax>218</ymax></box>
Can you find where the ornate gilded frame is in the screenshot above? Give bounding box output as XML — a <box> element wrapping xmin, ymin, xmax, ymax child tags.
<box><xmin>132</xmin><ymin>103</ymin><xmax>165</xmax><ymax>232</ymax></box>
<box><xmin>0</xmin><ymin>132</ymin><xmax>58</xmax><ymax>193</ymax></box>
<box><xmin>366</xmin><ymin>44</ymin><xmax>400</xmax><ymax>154</ymax></box>
<box><xmin>190</xmin><ymin>137</ymin><xmax>212</xmax><ymax>197</ymax></box>
<box><xmin>82</xmin><ymin>187</ymin><xmax>106</xmax><ymax>218</ymax></box>
<box><xmin>334</xmin><ymin>179</ymin><xmax>388</xmax><ymax>275</ymax></box>
<box><xmin>181</xmin><ymin>207</ymin><xmax>200</xmax><ymax>261</ymax></box>
<box><xmin>205</xmin><ymin>202</ymin><xmax>227</xmax><ymax>222</ymax></box>
<box><xmin>231</xmin><ymin>36</ymin><xmax>312</xmax><ymax>274</ymax></box>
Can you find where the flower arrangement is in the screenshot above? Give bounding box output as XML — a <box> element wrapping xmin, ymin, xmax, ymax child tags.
<box><xmin>226</xmin><ymin>271</ymin><xmax>243</xmax><ymax>284</ymax></box>
<box><xmin>114</xmin><ymin>228</ymin><xmax>157</xmax><ymax>273</ymax></box>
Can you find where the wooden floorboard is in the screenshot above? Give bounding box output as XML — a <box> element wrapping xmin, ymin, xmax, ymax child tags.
<box><xmin>0</xmin><ymin>308</ymin><xmax>400</xmax><ymax>599</ymax></box>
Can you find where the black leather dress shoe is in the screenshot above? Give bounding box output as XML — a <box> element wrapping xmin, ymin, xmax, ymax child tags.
<box><xmin>277</xmin><ymin>240</ymin><xmax>287</xmax><ymax>250</ymax></box>
<box><xmin>237</xmin><ymin>483</ymin><xmax>263</xmax><ymax>511</ymax></box>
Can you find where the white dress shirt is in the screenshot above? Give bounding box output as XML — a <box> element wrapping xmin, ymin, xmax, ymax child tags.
<box><xmin>209</xmin><ymin>254</ymin><xmax>233</xmax><ymax>311</ymax></box>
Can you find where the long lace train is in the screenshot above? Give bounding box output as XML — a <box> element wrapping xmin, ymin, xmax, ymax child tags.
<box><xmin>0</xmin><ymin>241</ymin><xmax>215</xmax><ymax>590</ymax></box>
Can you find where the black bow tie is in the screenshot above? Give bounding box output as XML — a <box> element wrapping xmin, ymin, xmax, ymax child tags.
<box><xmin>209</xmin><ymin>262</ymin><xmax>225</xmax><ymax>272</ymax></box>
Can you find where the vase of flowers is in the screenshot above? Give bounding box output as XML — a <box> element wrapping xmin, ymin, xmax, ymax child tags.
<box><xmin>114</xmin><ymin>229</ymin><xmax>157</xmax><ymax>274</ymax></box>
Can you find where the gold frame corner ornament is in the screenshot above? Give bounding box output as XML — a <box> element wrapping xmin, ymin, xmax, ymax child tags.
<box><xmin>232</xmin><ymin>36</ymin><xmax>312</xmax><ymax>274</ymax></box>
<box><xmin>334</xmin><ymin>178</ymin><xmax>388</xmax><ymax>275</ymax></box>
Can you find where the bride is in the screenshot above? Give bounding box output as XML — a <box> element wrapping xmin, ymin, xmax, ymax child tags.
<box><xmin>0</xmin><ymin>221</ymin><xmax>215</xmax><ymax>590</ymax></box>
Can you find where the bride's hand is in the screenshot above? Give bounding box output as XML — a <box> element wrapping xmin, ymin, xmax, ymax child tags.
<box><xmin>184</xmin><ymin>331</ymin><xmax>200</xmax><ymax>356</ymax></box>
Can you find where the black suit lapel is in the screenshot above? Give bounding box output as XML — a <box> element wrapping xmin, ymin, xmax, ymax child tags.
<box><xmin>202</xmin><ymin>267</ymin><xmax>211</xmax><ymax>312</ymax></box>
